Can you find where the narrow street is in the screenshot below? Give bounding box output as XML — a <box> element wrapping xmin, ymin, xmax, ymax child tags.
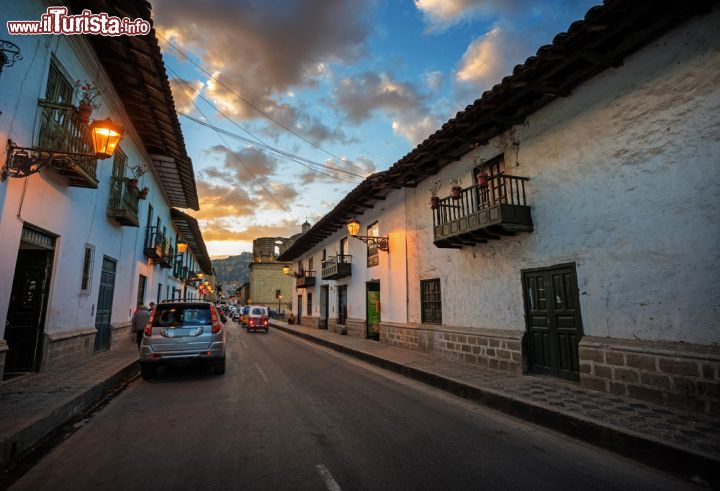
<box><xmin>10</xmin><ymin>322</ymin><xmax>695</xmax><ymax>491</ymax></box>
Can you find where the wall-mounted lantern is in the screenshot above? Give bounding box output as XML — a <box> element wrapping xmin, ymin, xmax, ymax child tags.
<box><xmin>176</xmin><ymin>240</ymin><xmax>188</xmax><ymax>254</ymax></box>
<box><xmin>346</xmin><ymin>219</ymin><xmax>389</xmax><ymax>252</ymax></box>
<box><xmin>89</xmin><ymin>118</ymin><xmax>123</xmax><ymax>159</ymax></box>
<box><xmin>282</xmin><ymin>264</ymin><xmax>304</xmax><ymax>279</ymax></box>
<box><xmin>2</xmin><ymin>117</ymin><xmax>124</xmax><ymax>181</ymax></box>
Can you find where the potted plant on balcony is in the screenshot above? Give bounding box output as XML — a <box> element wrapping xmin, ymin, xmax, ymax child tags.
<box><xmin>429</xmin><ymin>180</ymin><xmax>442</xmax><ymax>210</ymax></box>
<box><xmin>128</xmin><ymin>163</ymin><xmax>147</xmax><ymax>191</ymax></box>
<box><xmin>74</xmin><ymin>80</ymin><xmax>103</xmax><ymax>125</ymax></box>
<box><xmin>450</xmin><ymin>177</ymin><xmax>463</xmax><ymax>200</ymax></box>
<box><xmin>139</xmin><ymin>186</ymin><xmax>149</xmax><ymax>199</ymax></box>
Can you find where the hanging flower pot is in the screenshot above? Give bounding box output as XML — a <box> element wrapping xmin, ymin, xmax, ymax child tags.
<box><xmin>430</xmin><ymin>196</ymin><xmax>440</xmax><ymax>210</ymax></box>
<box><xmin>128</xmin><ymin>178</ymin><xmax>139</xmax><ymax>189</ymax></box>
<box><xmin>78</xmin><ymin>102</ymin><xmax>93</xmax><ymax>125</ymax></box>
<box><xmin>139</xmin><ymin>186</ymin><xmax>149</xmax><ymax>199</ymax></box>
<box><xmin>451</xmin><ymin>186</ymin><xmax>462</xmax><ymax>200</ymax></box>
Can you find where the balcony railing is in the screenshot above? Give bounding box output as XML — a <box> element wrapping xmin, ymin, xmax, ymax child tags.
<box><xmin>144</xmin><ymin>226</ymin><xmax>163</xmax><ymax>260</ymax></box>
<box><xmin>106</xmin><ymin>177</ymin><xmax>139</xmax><ymax>227</ymax></box>
<box><xmin>433</xmin><ymin>174</ymin><xmax>533</xmax><ymax>248</ymax></box>
<box><xmin>296</xmin><ymin>270</ymin><xmax>316</xmax><ymax>289</ymax></box>
<box><xmin>321</xmin><ymin>255</ymin><xmax>352</xmax><ymax>280</ymax></box>
<box><xmin>36</xmin><ymin>100</ymin><xmax>98</xmax><ymax>188</ymax></box>
<box><xmin>159</xmin><ymin>240</ymin><xmax>173</xmax><ymax>269</ymax></box>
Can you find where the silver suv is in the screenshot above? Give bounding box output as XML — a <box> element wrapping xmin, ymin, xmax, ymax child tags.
<box><xmin>140</xmin><ymin>302</ymin><xmax>226</xmax><ymax>379</ymax></box>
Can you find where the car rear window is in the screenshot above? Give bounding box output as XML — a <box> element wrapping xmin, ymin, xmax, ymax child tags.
<box><xmin>152</xmin><ymin>306</ymin><xmax>212</xmax><ymax>327</ymax></box>
<box><xmin>243</xmin><ymin>307</ymin><xmax>250</xmax><ymax>314</ymax></box>
<box><xmin>251</xmin><ymin>308</ymin><xmax>266</xmax><ymax>315</ymax></box>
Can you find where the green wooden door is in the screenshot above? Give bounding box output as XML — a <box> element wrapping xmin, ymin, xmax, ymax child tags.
<box><xmin>522</xmin><ymin>264</ymin><xmax>583</xmax><ymax>380</ymax></box>
<box><xmin>366</xmin><ymin>281</ymin><xmax>380</xmax><ymax>340</ymax></box>
<box><xmin>94</xmin><ymin>257</ymin><xmax>117</xmax><ymax>352</ymax></box>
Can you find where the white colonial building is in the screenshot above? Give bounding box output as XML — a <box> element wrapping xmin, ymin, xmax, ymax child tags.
<box><xmin>279</xmin><ymin>1</ymin><xmax>720</xmax><ymax>414</ymax></box>
<box><xmin>0</xmin><ymin>0</ymin><xmax>211</xmax><ymax>379</ymax></box>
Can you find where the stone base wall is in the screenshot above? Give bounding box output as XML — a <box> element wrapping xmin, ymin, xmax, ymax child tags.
<box><xmin>346</xmin><ymin>318</ymin><xmax>365</xmax><ymax>338</ymax></box>
<box><xmin>300</xmin><ymin>316</ymin><xmax>320</xmax><ymax>329</ymax></box>
<box><xmin>41</xmin><ymin>327</ymin><xmax>96</xmax><ymax>369</ymax></box>
<box><xmin>579</xmin><ymin>336</ymin><xmax>720</xmax><ymax>415</ymax></box>
<box><xmin>0</xmin><ymin>340</ymin><xmax>8</xmax><ymax>381</ymax></box>
<box><xmin>328</xmin><ymin>319</ymin><xmax>346</xmax><ymax>335</ymax></box>
<box><xmin>112</xmin><ymin>323</ymin><xmax>133</xmax><ymax>349</ymax></box>
<box><xmin>379</xmin><ymin>322</ymin><xmax>524</xmax><ymax>375</ymax></box>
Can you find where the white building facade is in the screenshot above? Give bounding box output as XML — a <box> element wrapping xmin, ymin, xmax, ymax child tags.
<box><xmin>0</xmin><ymin>0</ymin><xmax>211</xmax><ymax>379</ymax></box>
<box><xmin>279</xmin><ymin>3</ymin><xmax>720</xmax><ymax>415</ymax></box>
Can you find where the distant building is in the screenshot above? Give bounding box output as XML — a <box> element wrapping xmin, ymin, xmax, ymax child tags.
<box><xmin>248</xmin><ymin>236</ymin><xmax>295</xmax><ymax>310</ymax></box>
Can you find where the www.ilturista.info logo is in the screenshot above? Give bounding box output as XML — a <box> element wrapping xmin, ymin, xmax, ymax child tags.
<box><xmin>7</xmin><ymin>7</ymin><xmax>151</xmax><ymax>36</ymax></box>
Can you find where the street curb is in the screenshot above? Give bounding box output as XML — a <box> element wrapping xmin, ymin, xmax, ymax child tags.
<box><xmin>272</xmin><ymin>321</ymin><xmax>720</xmax><ymax>486</ymax></box>
<box><xmin>0</xmin><ymin>358</ymin><xmax>139</xmax><ymax>473</ymax></box>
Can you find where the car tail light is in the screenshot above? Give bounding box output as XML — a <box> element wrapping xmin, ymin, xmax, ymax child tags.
<box><xmin>262</xmin><ymin>318</ymin><xmax>268</xmax><ymax>325</ymax></box>
<box><xmin>144</xmin><ymin>308</ymin><xmax>156</xmax><ymax>337</ymax></box>
<box><xmin>210</xmin><ymin>306</ymin><xmax>223</xmax><ymax>334</ymax></box>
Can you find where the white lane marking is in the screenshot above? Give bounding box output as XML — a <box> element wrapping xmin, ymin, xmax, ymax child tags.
<box><xmin>254</xmin><ymin>362</ymin><xmax>269</xmax><ymax>382</ymax></box>
<box><xmin>241</xmin><ymin>341</ymin><xmax>248</xmax><ymax>349</ymax></box>
<box><xmin>316</xmin><ymin>464</ymin><xmax>342</xmax><ymax>491</ymax></box>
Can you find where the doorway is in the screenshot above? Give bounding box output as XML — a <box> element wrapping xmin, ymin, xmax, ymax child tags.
<box><xmin>4</xmin><ymin>226</ymin><xmax>55</xmax><ymax>375</ymax></box>
<box><xmin>319</xmin><ymin>285</ymin><xmax>329</xmax><ymax>329</ymax></box>
<box><xmin>366</xmin><ymin>281</ymin><xmax>380</xmax><ymax>340</ymax></box>
<box><xmin>94</xmin><ymin>257</ymin><xmax>117</xmax><ymax>352</ymax></box>
<box><xmin>522</xmin><ymin>263</ymin><xmax>583</xmax><ymax>380</ymax></box>
<box><xmin>337</xmin><ymin>285</ymin><xmax>347</xmax><ymax>325</ymax></box>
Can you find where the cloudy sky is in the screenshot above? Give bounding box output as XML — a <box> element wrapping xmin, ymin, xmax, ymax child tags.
<box><xmin>152</xmin><ymin>0</ymin><xmax>599</xmax><ymax>257</ymax></box>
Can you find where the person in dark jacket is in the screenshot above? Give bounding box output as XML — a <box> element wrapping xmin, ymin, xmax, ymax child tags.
<box><xmin>131</xmin><ymin>305</ymin><xmax>151</xmax><ymax>349</ymax></box>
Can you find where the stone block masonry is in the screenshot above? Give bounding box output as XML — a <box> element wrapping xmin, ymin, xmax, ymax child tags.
<box><xmin>42</xmin><ymin>327</ymin><xmax>96</xmax><ymax>369</ymax></box>
<box><xmin>579</xmin><ymin>336</ymin><xmax>720</xmax><ymax>416</ymax></box>
<box><xmin>379</xmin><ymin>323</ymin><xmax>524</xmax><ymax>375</ymax></box>
<box><xmin>111</xmin><ymin>322</ymin><xmax>133</xmax><ymax>349</ymax></box>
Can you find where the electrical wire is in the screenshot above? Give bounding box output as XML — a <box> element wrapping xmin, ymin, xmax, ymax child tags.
<box><xmin>167</xmin><ymin>71</ymin><xmax>297</xmax><ymax>219</ymax></box>
<box><xmin>179</xmin><ymin>113</ymin><xmax>364</xmax><ymax>183</ymax></box>
<box><xmin>157</xmin><ymin>32</ymin><xmax>370</xmax><ymax>174</ymax></box>
<box><xmin>164</xmin><ymin>66</ymin><xmax>365</xmax><ymax>183</ymax></box>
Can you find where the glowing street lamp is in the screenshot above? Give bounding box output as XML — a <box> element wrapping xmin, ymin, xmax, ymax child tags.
<box><xmin>89</xmin><ymin>118</ymin><xmax>123</xmax><ymax>159</ymax></box>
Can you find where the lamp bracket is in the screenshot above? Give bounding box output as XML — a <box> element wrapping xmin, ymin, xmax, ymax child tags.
<box><xmin>2</xmin><ymin>139</ymin><xmax>97</xmax><ymax>181</ymax></box>
<box><xmin>352</xmin><ymin>235</ymin><xmax>389</xmax><ymax>252</ymax></box>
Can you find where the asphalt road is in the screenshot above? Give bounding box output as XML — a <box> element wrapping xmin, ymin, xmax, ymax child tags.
<box><xmin>11</xmin><ymin>321</ymin><xmax>698</xmax><ymax>490</ymax></box>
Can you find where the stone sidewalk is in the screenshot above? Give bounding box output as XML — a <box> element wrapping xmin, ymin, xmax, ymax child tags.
<box><xmin>270</xmin><ymin>320</ymin><xmax>720</xmax><ymax>487</ymax></box>
<box><xmin>0</xmin><ymin>345</ymin><xmax>138</xmax><ymax>476</ymax></box>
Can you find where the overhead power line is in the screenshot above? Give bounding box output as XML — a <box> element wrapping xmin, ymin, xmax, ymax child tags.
<box><xmin>157</xmin><ymin>32</ymin><xmax>370</xmax><ymax>174</ymax></box>
<box><xmin>167</xmin><ymin>68</ymin><xmax>297</xmax><ymax>219</ymax></box>
<box><xmin>166</xmin><ymin>65</ymin><xmax>365</xmax><ymax>183</ymax></box>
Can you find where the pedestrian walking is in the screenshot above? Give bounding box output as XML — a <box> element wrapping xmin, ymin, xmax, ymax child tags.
<box><xmin>131</xmin><ymin>304</ymin><xmax>151</xmax><ymax>349</ymax></box>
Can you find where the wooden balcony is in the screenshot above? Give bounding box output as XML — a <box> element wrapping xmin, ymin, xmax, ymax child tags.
<box><xmin>106</xmin><ymin>177</ymin><xmax>140</xmax><ymax>227</ymax></box>
<box><xmin>144</xmin><ymin>226</ymin><xmax>163</xmax><ymax>260</ymax></box>
<box><xmin>36</xmin><ymin>100</ymin><xmax>98</xmax><ymax>188</ymax></box>
<box><xmin>321</xmin><ymin>255</ymin><xmax>352</xmax><ymax>280</ymax></box>
<box><xmin>296</xmin><ymin>271</ymin><xmax>316</xmax><ymax>289</ymax></box>
<box><xmin>433</xmin><ymin>174</ymin><xmax>532</xmax><ymax>248</ymax></box>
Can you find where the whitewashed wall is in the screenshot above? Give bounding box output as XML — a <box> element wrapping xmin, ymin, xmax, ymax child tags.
<box><xmin>291</xmin><ymin>188</ymin><xmax>408</xmax><ymax>326</ymax></box>
<box><xmin>406</xmin><ymin>10</ymin><xmax>720</xmax><ymax>345</ymax></box>
<box><xmin>0</xmin><ymin>0</ymin><xmax>194</xmax><ymax>342</ymax></box>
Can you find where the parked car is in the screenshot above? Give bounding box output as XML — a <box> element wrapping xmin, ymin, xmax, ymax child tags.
<box><xmin>246</xmin><ymin>306</ymin><xmax>270</xmax><ymax>333</ymax></box>
<box><xmin>232</xmin><ymin>306</ymin><xmax>242</xmax><ymax>322</ymax></box>
<box><xmin>140</xmin><ymin>301</ymin><xmax>226</xmax><ymax>379</ymax></box>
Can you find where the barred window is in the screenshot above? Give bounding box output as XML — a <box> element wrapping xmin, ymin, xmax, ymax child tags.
<box><xmin>307</xmin><ymin>292</ymin><xmax>312</xmax><ymax>315</ymax></box>
<box><xmin>80</xmin><ymin>244</ymin><xmax>95</xmax><ymax>294</ymax></box>
<box><xmin>420</xmin><ymin>279</ymin><xmax>442</xmax><ymax>324</ymax></box>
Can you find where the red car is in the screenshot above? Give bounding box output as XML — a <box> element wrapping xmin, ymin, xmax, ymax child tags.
<box><xmin>247</xmin><ymin>306</ymin><xmax>270</xmax><ymax>333</ymax></box>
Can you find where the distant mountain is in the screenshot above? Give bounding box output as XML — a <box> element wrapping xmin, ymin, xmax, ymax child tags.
<box><xmin>212</xmin><ymin>252</ymin><xmax>252</xmax><ymax>292</ymax></box>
